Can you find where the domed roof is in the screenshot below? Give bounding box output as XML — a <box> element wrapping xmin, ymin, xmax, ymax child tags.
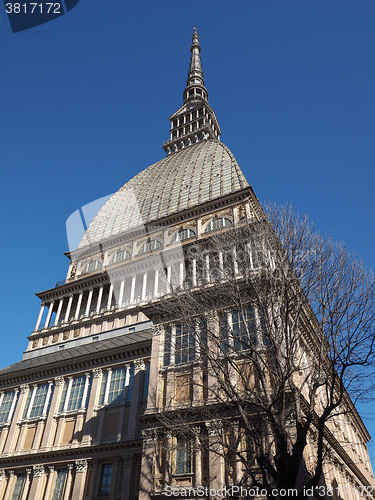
<box><xmin>79</xmin><ymin>140</ymin><xmax>249</xmax><ymax>248</ymax></box>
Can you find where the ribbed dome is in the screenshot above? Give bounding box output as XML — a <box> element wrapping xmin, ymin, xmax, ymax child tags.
<box><xmin>79</xmin><ymin>140</ymin><xmax>249</xmax><ymax>248</ymax></box>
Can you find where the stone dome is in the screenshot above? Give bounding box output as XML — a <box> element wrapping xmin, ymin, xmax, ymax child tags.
<box><xmin>79</xmin><ymin>140</ymin><xmax>249</xmax><ymax>248</ymax></box>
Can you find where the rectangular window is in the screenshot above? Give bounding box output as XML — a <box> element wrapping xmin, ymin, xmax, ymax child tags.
<box><xmin>0</xmin><ymin>391</ymin><xmax>17</xmax><ymax>423</ymax></box>
<box><xmin>98</xmin><ymin>464</ymin><xmax>112</xmax><ymax>497</ymax></box>
<box><xmin>108</xmin><ymin>367</ymin><xmax>126</xmax><ymax>405</ymax></box>
<box><xmin>233</xmin><ymin>307</ymin><xmax>256</xmax><ymax>351</ymax></box>
<box><xmin>98</xmin><ymin>371</ymin><xmax>108</xmax><ymax>405</ymax></box>
<box><xmin>176</xmin><ymin>438</ymin><xmax>192</xmax><ymax>474</ymax></box>
<box><xmin>219</xmin><ymin>312</ymin><xmax>230</xmax><ymax>354</ymax></box>
<box><xmin>51</xmin><ymin>469</ymin><xmax>67</xmax><ymax>500</ymax></box>
<box><xmin>59</xmin><ymin>375</ymin><xmax>90</xmax><ymax>412</ymax></box>
<box><xmin>11</xmin><ymin>474</ymin><xmax>26</xmax><ymax>500</ymax></box>
<box><xmin>23</xmin><ymin>383</ymin><xmax>51</xmax><ymax>419</ymax></box>
<box><xmin>175</xmin><ymin>324</ymin><xmax>195</xmax><ymax>365</ymax></box>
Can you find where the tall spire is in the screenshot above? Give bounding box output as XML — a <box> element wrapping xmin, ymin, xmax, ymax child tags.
<box><xmin>183</xmin><ymin>28</ymin><xmax>208</xmax><ymax>103</ymax></box>
<box><xmin>163</xmin><ymin>29</ymin><xmax>221</xmax><ymax>156</ymax></box>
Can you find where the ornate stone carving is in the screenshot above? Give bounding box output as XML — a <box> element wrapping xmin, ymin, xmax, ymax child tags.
<box><xmin>0</xmin><ymin>469</ymin><xmax>5</xmax><ymax>481</ymax></box>
<box><xmin>74</xmin><ymin>329</ymin><xmax>80</xmax><ymax>338</ymax></box>
<box><xmin>54</xmin><ymin>376</ymin><xmax>64</xmax><ymax>386</ymax></box>
<box><xmin>20</xmin><ymin>384</ymin><xmax>29</xmax><ymax>393</ymax></box>
<box><xmin>68</xmin><ymin>463</ymin><xmax>74</xmax><ymax>471</ymax></box>
<box><xmin>206</xmin><ymin>420</ymin><xmax>222</xmax><ymax>437</ymax></box>
<box><xmin>69</xmin><ymin>263</ymin><xmax>76</xmax><ymax>279</ymax></box>
<box><xmin>26</xmin><ymin>468</ymin><xmax>32</xmax><ymax>476</ymax></box>
<box><xmin>134</xmin><ymin>359</ymin><xmax>146</xmax><ymax>371</ymax></box>
<box><xmin>142</xmin><ymin>429</ymin><xmax>156</xmax><ymax>445</ymax></box>
<box><xmin>48</xmin><ymin>466</ymin><xmax>55</xmax><ymax>474</ymax></box>
<box><xmin>92</xmin><ymin>367</ymin><xmax>103</xmax><ymax>378</ymax></box>
<box><xmin>75</xmin><ymin>460</ymin><xmax>88</xmax><ymax>473</ymax></box>
<box><xmin>9</xmin><ymin>470</ymin><xmax>14</xmax><ymax>478</ymax></box>
<box><xmin>42</xmin><ymin>337</ymin><xmax>48</xmax><ymax>346</ymax></box>
<box><xmin>152</xmin><ymin>324</ymin><xmax>164</xmax><ymax>336</ymax></box>
<box><xmin>63</xmin><ymin>332</ymin><xmax>69</xmax><ymax>340</ymax></box>
<box><xmin>32</xmin><ymin>339</ymin><xmax>38</xmax><ymax>348</ymax></box>
<box><xmin>33</xmin><ymin>465</ymin><xmax>45</xmax><ymax>477</ymax></box>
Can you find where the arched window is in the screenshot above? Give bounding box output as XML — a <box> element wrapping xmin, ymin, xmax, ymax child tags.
<box><xmin>173</xmin><ymin>228</ymin><xmax>196</xmax><ymax>243</ymax></box>
<box><xmin>82</xmin><ymin>260</ymin><xmax>102</xmax><ymax>274</ymax></box>
<box><xmin>204</xmin><ymin>217</ymin><xmax>233</xmax><ymax>233</ymax></box>
<box><xmin>139</xmin><ymin>239</ymin><xmax>162</xmax><ymax>254</ymax></box>
<box><xmin>110</xmin><ymin>249</ymin><xmax>131</xmax><ymax>264</ymax></box>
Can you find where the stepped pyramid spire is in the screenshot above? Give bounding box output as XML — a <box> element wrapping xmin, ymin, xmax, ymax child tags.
<box><xmin>163</xmin><ymin>28</ymin><xmax>221</xmax><ymax>155</ymax></box>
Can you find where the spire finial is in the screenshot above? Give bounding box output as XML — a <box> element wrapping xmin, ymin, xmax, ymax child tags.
<box><xmin>162</xmin><ymin>30</ymin><xmax>222</xmax><ymax>155</ymax></box>
<box><xmin>184</xmin><ymin>28</ymin><xmax>206</xmax><ymax>103</ymax></box>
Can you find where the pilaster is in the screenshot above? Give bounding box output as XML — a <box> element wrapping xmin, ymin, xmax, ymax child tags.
<box><xmin>28</xmin><ymin>465</ymin><xmax>46</xmax><ymax>500</ymax></box>
<box><xmin>71</xmin><ymin>460</ymin><xmax>88</xmax><ymax>500</ymax></box>
<box><xmin>40</xmin><ymin>376</ymin><xmax>64</xmax><ymax>449</ymax></box>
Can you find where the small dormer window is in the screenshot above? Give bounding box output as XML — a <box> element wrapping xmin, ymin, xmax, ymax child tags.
<box><xmin>173</xmin><ymin>228</ymin><xmax>196</xmax><ymax>242</ymax></box>
<box><xmin>139</xmin><ymin>239</ymin><xmax>162</xmax><ymax>254</ymax></box>
<box><xmin>204</xmin><ymin>217</ymin><xmax>233</xmax><ymax>233</ymax></box>
<box><xmin>110</xmin><ymin>249</ymin><xmax>131</xmax><ymax>264</ymax></box>
<box><xmin>82</xmin><ymin>260</ymin><xmax>102</xmax><ymax>274</ymax></box>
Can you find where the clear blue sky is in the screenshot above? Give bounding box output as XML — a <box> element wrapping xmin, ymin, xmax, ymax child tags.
<box><xmin>0</xmin><ymin>0</ymin><xmax>374</xmax><ymax>465</ymax></box>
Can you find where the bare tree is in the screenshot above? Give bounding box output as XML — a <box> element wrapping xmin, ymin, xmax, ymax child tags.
<box><xmin>142</xmin><ymin>204</ymin><xmax>375</xmax><ymax>499</ymax></box>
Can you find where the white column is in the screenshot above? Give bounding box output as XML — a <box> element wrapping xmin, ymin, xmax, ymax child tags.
<box><xmin>218</xmin><ymin>252</ymin><xmax>224</xmax><ymax>276</ymax></box>
<box><xmin>167</xmin><ymin>265</ymin><xmax>172</xmax><ymax>291</ymax></box>
<box><xmin>45</xmin><ymin>301</ymin><xmax>55</xmax><ymax>328</ymax></box>
<box><xmin>103</xmin><ymin>368</ymin><xmax>112</xmax><ymax>405</ymax></box>
<box><xmin>80</xmin><ymin>373</ymin><xmax>91</xmax><ymax>409</ymax></box>
<box><xmin>124</xmin><ymin>364</ymin><xmax>131</xmax><ymax>396</ymax></box>
<box><xmin>154</xmin><ymin>269</ymin><xmax>159</xmax><ymax>297</ymax></box>
<box><xmin>42</xmin><ymin>380</ymin><xmax>53</xmax><ymax>416</ymax></box>
<box><xmin>54</xmin><ymin>298</ymin><xmax>64</xmax><ymax>326</ymax></box>
<box><xmin>107</xmin><ymin>283</ymin><xmax>114</xmax><ymax>310</ymax></box>
<box><xmin>170</xmin><ymin>325</ymin><xmax>176</xmax><ymax>365</ymax></box>
<box><xmin>43</xmin><ymin>466</ymin><xmax>55</xmax><ymax>500</ymax></box>
<box><xmin>26</xmin><ymin>385</ymin><xmax>38</xmax><ymax>419</ymax></box>
<box><xmin>35</xmin><ymin>304</ymin><xmax>45</xmax><ymax>331</ymax></box>
<box><xmin>85</xmin><ymin>289</ymin><xmax>93</xmax><ymax>316</ymax></box>
<box><xmin>63</xmin><ymin>377</ymin><xmax>74</xmax><ymax>412</ymax></box>
<box><xmin>205</xmin><ymin>254</ymin><xmax>210</xmax><ymax>282</ymax></box>
<box><xmin>7</xmin><ymin>389</ymin><xmax>19</xmax><ymax>422</ymax></box>
<box><xmin>141</xmin><ymin>272</ymin><xmax>148</xmax><ymax>300</ymax></box>
<box><xmin>192</xmin><ymin>259</ymin><xmax>197</xmax><ymax>287</ymax></box>
<box><xmin>74</xmin><ymin>292</ymin><xmax>83</xmax><ymax>320</ymax></box>
<box><xmin>179</xmin><ymin>261</ymin><xmax>184</xmax><ymax>288</ymax></box>
<box><xmin>232</xmin><ymin>247</ymin><xmax>239</xmax><ymax>275</ymax></box>
<box><xmin>118</xmin><ymin>280</ymin><xmax>125</xmax><ymax>307</ymax></box>
<box><xmin>64</xmin><ymin>295</ymin><xmax>73</xmax><ymax>323</ymax></box>
<box><xmin>20</xmin><ymin>469</ymin><xmax>31</xmax><ymax>500</ymax></box>
<box><xmin>130</xmin><ymin>276</ymin><xmax>136</xmax><ymax>303</ymax></box>
<box><xmin>96</xmin><ymin>285</ymin><xmax>104</xmax><ymax>314</ymax></box>
<box><xmin>0</xmin><ymin>392</ymin><xmax>4</xmax><ymax>409</ymax></box>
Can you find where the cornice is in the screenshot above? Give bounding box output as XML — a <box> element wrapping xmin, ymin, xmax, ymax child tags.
<box><xmin>0</xmin><ymin>440</ymin><xmax>143</xmax><ymax>468</ymax></box>
<box><xmin>0</xmin><ymin>340</ymin><xmax>151</xmax><ymax>389</ymax></box>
